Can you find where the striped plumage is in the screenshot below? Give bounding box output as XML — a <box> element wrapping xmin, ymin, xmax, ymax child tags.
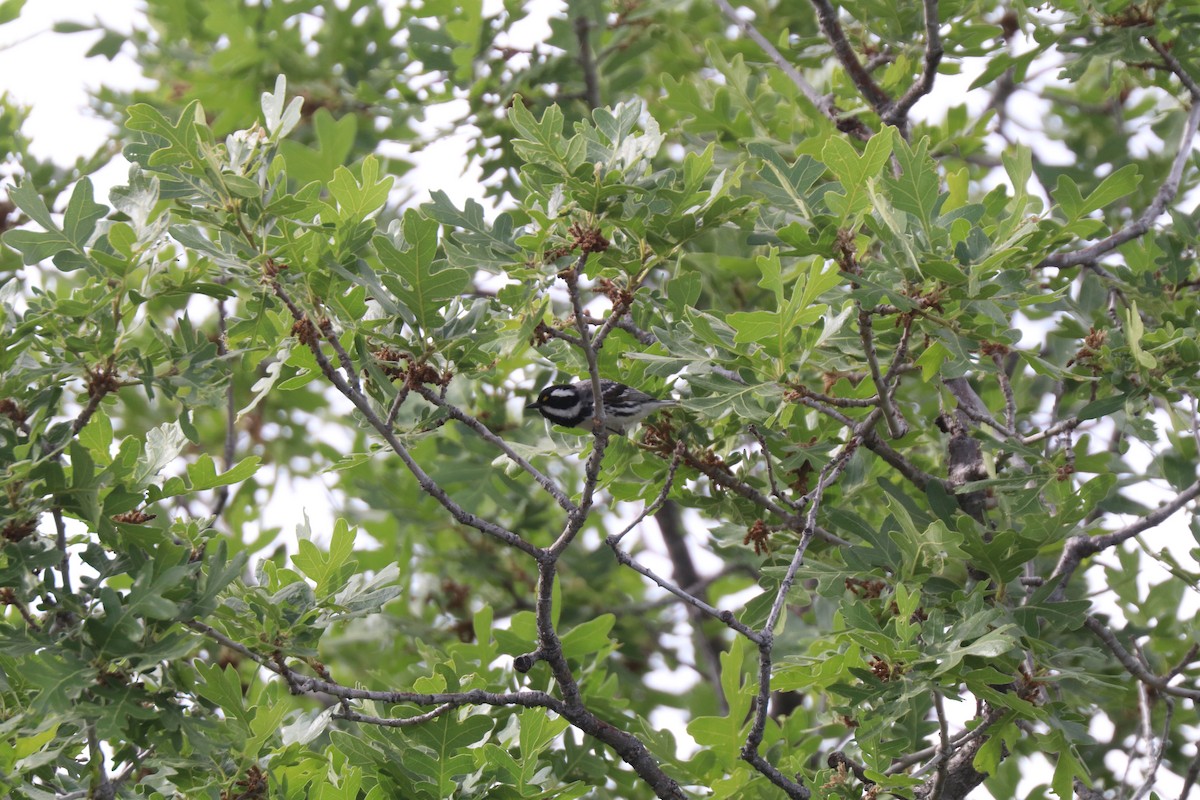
<box><xmin>526</xmin><ymin>379</ymin><xmax>675</xmax><ymax>435</ymax></box>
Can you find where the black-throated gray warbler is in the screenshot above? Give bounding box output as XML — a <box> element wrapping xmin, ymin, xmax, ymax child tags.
<box><xmin>526</xmin><ymin>379</ymin><xmax>675</xmax><ymax>435</ymax></box>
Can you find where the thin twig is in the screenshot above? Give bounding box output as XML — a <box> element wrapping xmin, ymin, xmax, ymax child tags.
<box><xmin>385</xmin><ymin>384</ymin><xmax>411</xmax><ymax>427</ymax></box>
<box><xmin>886</xmin><ymin>709</ymin><xmax>1004</xmax><ymax>775</ymax></box>
<box><xmin>575</xmin><ymin>16</ymin><xmax>602</xmax><ymax>111</ymax></box>
<box><xmin>212</xmin><ymin>296</ymin><xmax>236</xmax><ymax>519</ymax></box>
<box><xmin>748</xmin><ymin>425</ymin><xmax>801</xmax><ymax>510</ymax></box>
<box><xmin>273</xmin><ymin>280</ymin><xmax>543</xmax><ymax>559</ymax></box>
<box><xmin>1130</xmin><ymin>693</ymin><xmax>1171</xmax><ymax>800</ymax></box>
<box><xmin>320</xmin><ymin>319</ymin><xmax>363</xmax><ymax>395</ymax></box>
<box><xmin>809</xmin><ymin>0</ymin><xmax>892</xmax><ymax>114</ymax></box>
<box><xmin>713</xmin><ymin>0</ymin><xmax>838</xmax><ymax>123</ymax></box>
<box><xmin>549</xmin><ymin>256</ymin><xmax>610</xmax><ymax>557</ymax></box>
<box><xmin>1039</xmin><ymin>100</ymin><xmax>1200</xmax><ymax>269</ymax></box>
<box><xmin>187</xmin><ymin>619</ymin><xmax>560</xmax><ymax>707</ymax></box>
<box><xmin>931</xmin><ymin>689</ymin><xmax>951</xmax><ymax>798</ymax></box>
<box><xmin>88</xmin><ymin>722</ymin><xmax>114</xmax><ymax>800</ymax></box>
<box><xmin>993</xmin><ymin>353</ymin><xmax>1017</xmax><ymax>433</ymax></box>
<box><xmin>582</xmin><ymin>313</ymin><xmax>655</xmax><ymax>345</ymax></box>
<box><xmin>858</xmin><ymin>307</ymin><xmax>907</xmax><ymax>438</ymax></box>
<box><xmin>1149</xmin><ymin>37</ymin><xmax>1200</xmax><ymax>100</ymax></box>
<box><xmin>413</xmin><ymin>384</ymin><xmax>576</xmax><ymax>512</ymax></box>
<box><xmin>1180</xmin><ymin>745</ymin><xmax>1200</xmax><ymax>800</ymax></box>
<box><xmin>609</xmin><ymin>442</ymin><xmax>686</xmax><ymax>544</ymax></box>
<box><xmin>1048</xmin><ymin>479</ymin><xmax>1200</xmax><ymax>601</ymax></box>
<box><xmin>53</xmin><ymin>508</ymin><xmax>71</xmax><ymax>598</ymax></box>
<box><xmin>336</xmin><ymin>702</ymin><xmax>459</xmax><ymax>728</ymax></box>
<box><xmin>607</xmin><ymin>538</ymin><xmax>762</xmax><ymax>640</ymax></box>
<box><xmin>1083</xmin><ymin>616</ymin><xmax>1200</xmax><ymax>701</ymax></box>
<box><xmin>885</xmin><ymin>0</ymin><xmax>943</xmax><ymax>131</ymax></box>
<box><xmin>741</xmin><ymin>412</ymin><xmax>876</xmax><ymax>792</ymax></box>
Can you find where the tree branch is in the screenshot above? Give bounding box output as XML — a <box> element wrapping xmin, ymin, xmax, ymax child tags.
<box><xmin>575</xmin><ymin>16</ymin><xmax>602</xmax><ymax>111</ymax></box>
<box><xmin>413</xmin><ymin>384</ymin><xmax>576</xmax><ymax>512</ymax></box>
<box><xmin>713</xmin><ymin>0</ymin><xmax>838</xmax><ymax>122</ymax></box>
<box><xmin>1039</xmin><ymin>99</ymin><xmax>1200</xmax><ymax>269</ymax></box>
<box><xmin>1048</xmin><ymin>478</ymin><xmax>1200</xmax><ymax>601</ymax></box>
<box><xmin>885</xmin><ymin>0</ymin><xmax>942</xmax><ymax>130</ymax></box>
<box><xmin>606</xmin><ymin>536</ymin><xmax>762</xmax><ymax>641</ymax></box>
<box><xmin>809</xmin><ymin>0</ymin><xmax>892</xmax><ymax>113</ymax></box>
<box><xmin>1083</xmin><ymin>615</ymin><xmax>1200</xmax><ymax>701</ymax></box>
<box><xmin>741</xmin><ymin>414</ymin><xmax>874</xmax><ymax>793</ymax></box>
<box><xmin>272</xmin><ymin>279</ymin><xmax>543</xmax><ymax>559</ymax></box>
<box><xmin>859</xmin><ymin>305</ymin><xmax>908</xmax><ymax>438</ymax></box>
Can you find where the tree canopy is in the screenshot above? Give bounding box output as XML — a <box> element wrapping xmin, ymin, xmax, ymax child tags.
<box><xmin>3</xmin><ymin>1</ymin><xmax>1200</xmax><ymax>798</ymax></box>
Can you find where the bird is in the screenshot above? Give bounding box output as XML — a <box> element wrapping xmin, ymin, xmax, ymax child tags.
<box><xmin>526</xmin><ymin>379</ymin><xmax>676</xmax><ymax>435</ymax></box>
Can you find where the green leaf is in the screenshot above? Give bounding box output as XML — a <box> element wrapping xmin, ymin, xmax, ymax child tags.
<box><xmin>560</xmin><ymin>614</ymin><xmax>616</xmax><ymax>658</ymax></box>
<box><xmin>1079</xmin><ymin>164</ymin><xmax>1141</xmax><ymax>217</ymax></box>
<box><xmin>196</xmin><ymin>661</ymin><xmax>251</xmax><ymax>727</ymax></box>
<box><xmin>278</xmin><ymin>108</ymin><xmax>359</xmax><ymax>184</ymax></box>
<box><xmin>748</xmin><ymin>142</ymin><xmax>824</xmax><ymax>216</ymax></box>
<box><xmin>375</xmin><ymin>209</ymin><xmax>470</xmax><ymax>329</ymax></box>
<box><xmin>61</xmin><ymin>178</ymin><xmax>108</xmax><ymax>248</ymax></box>
<box><xmin>1126</xmin><ymin>302</ymin><xmax>1156</xmax><ymax>368</ymax></box>
<box><xmin>3</xmin><ymin>182</ymin><xmax>95</xmax><ymax>270</ymax></box>
<box><xmin>133</xmin><ymin>422</ymin><xmax>188</xmax><ymax>489</ymax></box>
<box><xmin>1052</xmin><ymin>175</ymin><xmax>1085</xmax><ymax>221</ymax></box>
<box><xmin>261</xmin><ymin>74</ymin><xmax>303</xmax><ymax>137</ymax></box>
<box><xmin>186</xmin><ymin>454</ymin><xmax>261</xmax><ymax>491</ymax></box>
<box><xmin>821</xmin><ymin>129</ymin><xmax>894</xmax><ymax>222</ymax></box>
<box><xmin>293</xmin><ymin>519</ymin><xmax>358</xmax><ymax>597</ymax></box>
<box><xmin>508</xmin><ymin>98</ymin><xmax>584</xmax><ymax>174</ymax></box>
<box><xmin>1076</xmin><ymin>393</ymin><xmax>1131</xmax><ymax>422</ymax></box>
<box><xmin>328</xmin><ymin>154</ymin><xmax>394</xmax><ymax>221</ymax></box>
<box><xmin>0</xmin><ymin>0</ymin><xmax>27</xmax><ymax>25</ymax></box>
<box><xmin>126</xmin><ymin>100</ymin><xmax>203</xmax><ymax>167</ymax></box>
<box><xmin>885</xmin><ymin>135</ymin><xmax>940</xmax><ymax>228</ymax></box>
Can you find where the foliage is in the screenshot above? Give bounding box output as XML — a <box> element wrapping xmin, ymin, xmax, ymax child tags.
<box><xmin>3</xmin><ymin>1</ymin><xmax>1200</xmax><ymax>799</ymax></box>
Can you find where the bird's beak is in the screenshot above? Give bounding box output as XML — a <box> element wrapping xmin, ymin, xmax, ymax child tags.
<box><xmin>525</xmin><ymin>400</ymin><xmax>540</xmax><ymax>410</ymax></box>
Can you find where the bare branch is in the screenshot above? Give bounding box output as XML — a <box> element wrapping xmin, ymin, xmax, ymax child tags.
<box><xmin>1130</xmin><ymin>692</ymin><xmax>1171</xmax><ymax>800</ymax></box>
<box><xmin>1048</xmin><ymin>479</ymin><xmax>1200</xmax><ymax>601</ymax></box>
<box><xmin>335</xmin><ymin>703</ymin><xmax>461</xmax><ymax>728</ymax></box>
<box><xmin>809</xmin><ymin>0</ymin><xmax>891</xmax><ymax>114</ymax></box>
<box><xmin>992</xmin><ymin>353</ymin><xmax>1017</xmax><ymax>434</ymax></box>
<box><xmin>1039</xmin><ymin>99</ymin><xmax>1200</xmax><ymax>269</ymax></box>
<box><xmin>385</xmin><ymin>383</ymin><xmax>411</xmax><ymax>427</ymax></box>
<box><xmin>1083</xmin><ymin>616</ymin><xmax>1200</xmax><ymax>701</ymax></box>
<box><xmin>859</xmin><ymin>306</ymin><xmax>908</xmax><ymax>438</ymax></box>
<box><xmin>582</xmin><ymin>313</ymin><xmax>655</xmax><ymax>345</ymax></box>
<box><xmin>713</xmin><ymin>0</ymin><xmax>838</xmax><ymax>122</ymax></box>
<box><xmin>1180</xmin><ymin>745</ymin><xmax>1200</xmax><ymax>800</ymax></box>
<box><xmin>574</xmin><ymin>16</ymin><xmax>602</xmax><ymax>110</ymax></box>
<box><xmin>319</xmin><ymin>318</ymin><xmax>362</xmax><ymax>395</ymax></box>
<box><xmin>1149</xmin><ymin>37</ymin><xmax>1200</xmax><ymax>100</ymax></box>
<box><xmin>549</xmin><ymin>257</ymin><xmax>611</xmax><ymax>557</ymax></box>
<box><xmin>188</xmin><ymin>619</ymin><xmax>563</xmax><ymax>708</ymax></box>
<box><xmin>273</xmin><ymin>280</ymin><xmax>543</xmax><ymax>559</ymax></box>
<box><xmin>53</xmin><ymin>508</ymin><xmax>71</xmax><ymax>599</ymax></box>
<box><xmin>931</xmin><ymin>689</ymin><xmax>951</xmax><ymax>798</ymax></box>
<box><xmin>742</xmin><ymin>414</ymin><xmax>874</xmax><ymax>790</ymax></box>
<box><xmin>212</xmin><ymin>296</ymin><xmax>237</xmax><ymax>519</ymax></box>
<box><xmin>887</xmin><ymin>709</ymin><xmax>1004</xmax><ymax>775</ymax></box>
<box><xmin>886</xmin><ymin>0</ymin><xmax>943</xmax><ymax>130</ymax></box>
<box><xmin>610</xmin><ymin>442</ymin><xmax>686</xmax><ymax>544</ymax></box>
<box><xmin>413</xmin><ymin>385</ymin><xmax>576</xmax><ymax>512</ymax></box>
<box><xmin>88</xmin><ymin>722</ymin><xmax>114</xmax><ymax>800</ymax></box>
<box><xmin>913</xmin><ymin>730</ymin><xmax>991</xmax><ymax>800</ymax></box>
<box><xmin>606</xmin><ymin>535</ymin><xmax>762</xmax><ymax>641</ymax></box>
